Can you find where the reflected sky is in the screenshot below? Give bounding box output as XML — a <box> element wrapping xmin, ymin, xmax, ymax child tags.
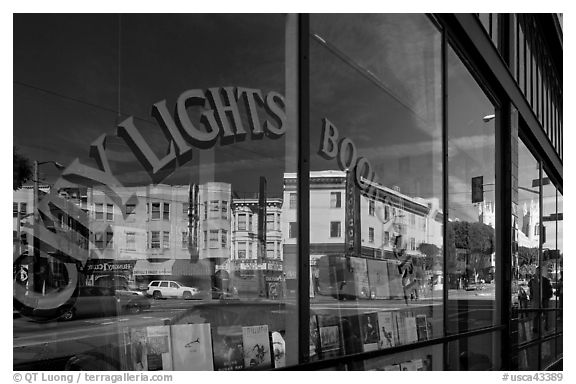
<box><xmin>14</xmin><ymin>14</ymin><xmax>292</xmax><ymax>196</ymax></box>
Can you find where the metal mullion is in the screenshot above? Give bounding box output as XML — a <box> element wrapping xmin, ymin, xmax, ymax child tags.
<box><xmin>297</xmin><ymin>12</ymin><xmax>311</xmax><ymax>365</ymax></box>
<box><xmin>441</xmin><ymin>28</ymin><xmax>449</xmax><ymax>372</ymax></box>
<box><xmin>522</xmin><ymin>16</ymin><xmax>528</xmax><ymax>97</ymax></box>
<box><xmin>515</xmin><ymin>14</ymin><xmax>520</xmax><ymax>81</ymax></box>
<box><xmin>535</xmin><ymin>38</ymin><xmax>540</xmax><ymax>123</ymax></box>
<box><xmin>537</xmin><ymin>160</ymin><xmax>543</xmax><ymax>370</ymax></box>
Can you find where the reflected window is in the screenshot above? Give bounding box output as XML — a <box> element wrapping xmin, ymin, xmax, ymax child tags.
<box><xmin>289</xmin><ymin>222</ymin><xmax>297</xmax><ymax>238</ymax></box>
<box><xmin>330</xmin><ymin>221</ymin><xmax>341</xmax><ymax>238</ymax></box>
<box><xmin>95</xmin><ymin>203</ymin><xmax>104</xmax><ymax>220</ymax></box>
<box><xmin>289</xmin><ymin>193</ymin><xmax>297</xmax><ymax>209</ymax></box>
<box><xmin>330</xmin><ymin>192</ymin><xmax>341</xmax><ymax>208</ymax></box>
<box><xmin>150</xmin><ymin>231</ymin><xmax>160</xmax><ymax>249</ymax></box>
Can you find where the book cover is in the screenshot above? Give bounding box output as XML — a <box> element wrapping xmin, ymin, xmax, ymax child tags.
<box><xmin>400</xmin><ymin>360</ymin><xmax>418</xmax><ymax>371</ymax></box>
<box><xmin>146</xmin><ymin>325</ymin><xmax>173</xmax><ymax>371</ymax></box>
<box><xmin>404</xmin><ymin>316</ymin><xmax>418</xmax><ymax>344</ymax></box>
<box><xmin>170</xmin><ymin>323</ymin><xmax>214</xmax><ymax>371</ymax></box>
<box><xmin>395</xmin><ymin>313</ymin><xmax>407</xmax><ymax>345</ymax></box>
<box><xmin>414</xmin><ymin>358</ymin><xmax>425</xmax><ymax>371</ymax></box>
<box><xmin>242</xmin><ymin>325</ymin><xmax>272</xmax><ymax>369</ymax></box>
<box><xmin>360</xmin><ymin>312</ymin><xmax>379</xmax><ymax>352</ymax></box>
<box><xmin>212</xmin><ymin>326</ymin><xmax>244</xmax><ymax>371</ymax></box>
<box><xmin>319</xmin><ymin>325</ymin><xmax>341</xmax><ymax>354</ymax></box>
<box><xmin>377</xmin><ymin>312</ymin><xmax>397</xmax><ymax>348</ymax></box>
<box><xmin>415</xmin><ymin>314</ymin><xmax>429</xmax><ymax>341</ymax></box>
<box><xmin>271</xmin><ymin>331</ymin><xmax>286</xmax><ymax>368</ymax></box>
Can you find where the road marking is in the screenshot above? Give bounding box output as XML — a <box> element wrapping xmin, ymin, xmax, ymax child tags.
<box><xmin>118</xmin><ymin>318</ymin><xmax>129</xmax><ymax>322</ymax></box>
<box><xmin>100</xmin><ymin>322</ymin><xmax>116</xmax><ymax>325</ymax></box>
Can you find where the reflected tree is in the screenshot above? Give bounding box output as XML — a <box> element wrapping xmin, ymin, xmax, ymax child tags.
<box><xmin>13</xmin><ymin>146</ymin><xmax>32</xmax><ymax>191</ymax></box>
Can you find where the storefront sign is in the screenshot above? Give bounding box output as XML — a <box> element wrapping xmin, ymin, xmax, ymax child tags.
<box><xmin>87</xmin><ymin>262</ymin><xmax>135</xmax><ymax>274</ymax></box>
<box><xmin>267</xmin><ymin>261</ymin><xmax>283</xmax><ymax>271</ymax></box>
<box><xmin>239</xmin><ymin>262</ymin><xmax>267</xmax><ymax>271</ymax></box>
<box><xmin>319</xmin><ymin>118</ymin><xmax>392</xmax><ymax>203</ymax></box>
<box><xmin>344</xmin><ymin>169</ymin><xmax>361</xmax><ymax>258</ymax></box>
<box><xmin>61</xmin><ymin>86</ymin><xmax>287</xmax><ymax>211</ymax></box>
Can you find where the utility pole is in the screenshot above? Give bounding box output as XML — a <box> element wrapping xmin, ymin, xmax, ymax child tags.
<box><xmin>188</xmin><ymin>183</ymin><xmax>199</xmax><ymax>263</ymax></box>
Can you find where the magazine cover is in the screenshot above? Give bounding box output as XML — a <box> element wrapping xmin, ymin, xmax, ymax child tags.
<box><xmin>171</xmin><ymin>323</ymin><xmax>214</xmax><ymax>371</ymax></box>
<box><xmin>271</xmin><ymin>331</ymin><xmax>286</xmax><ymax>368</ymax></box>
<box><xmin>360</xmin><ymin>312</ymin><xmax>379</xmax><ymax>352</ymax></box>
<box><xmin>350</xmin><ymin>257</ymin><xmax>370</xmax><ymax>299</ymax></box>
<box><xmin>415</xmin><ymin>314</ymin><xmax>429</xmax><ymax>341</ymax></box>
<box><xmin>212</xmin><ymin>326</ymin><xmax>244</xmax><ymax>371</ymax></box>
<box><xmin>414</xmin><ymin>358</ymin><xmax>425</xmax><ymax>371</ymax></box>
<box><xmin>319</xmin><ymin>325</ymin><xmax>341</xmax><ymax>355</ymax></box>
<box><xmin>367</xmin><ymin>259</ymin><xmax>391</xmax><ymax>299</ymax></box>
<box><xmin>242</xmin><ymin>325</ymin><xmax>272</xmax><ymax>369</ymax></box>
<box><xmin>146</xmin><ymin>325</ymin><xmax>173</xmax><ymax>371</ymax></box>
<box><xmin>404</xmin><ymin>316</ymin><xmax>418</xmax><ymax>344</ymax></box>
<box><xmin>377</xmin><ymin>312</ymin><xmax>397</xmax><ymax>348</ymax></box>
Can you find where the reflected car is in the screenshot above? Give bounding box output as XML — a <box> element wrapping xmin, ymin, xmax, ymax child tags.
<box><xmin>115</xmin><ymin>289</ymin><xmax>151</xmax><ymax>314</ymax></box>
<box><xmin>60</xmin><ymin>286</ymin><xmax>119</xmax><ymax>321</ymax></box>
<box><xmin>146</xmin><ymin>280</ymin><xmax>200</xmax><ymax>300</ymax></box>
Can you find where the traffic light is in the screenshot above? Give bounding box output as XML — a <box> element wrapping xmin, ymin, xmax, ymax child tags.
<box><xmin>472</xmin><ymin>176</ymin><xmax>484</xmax><ymax>204</ymax></box>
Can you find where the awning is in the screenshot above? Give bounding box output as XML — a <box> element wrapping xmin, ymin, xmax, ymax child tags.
<box><xmin>133</xmin><ymin>259</ymin><xmax>175</xmax><ymax>276</ymax></box>
<box><xmin>172</xmin><ymin>259</ymin><xmax>211</xmax><ymax>277</ymax></box>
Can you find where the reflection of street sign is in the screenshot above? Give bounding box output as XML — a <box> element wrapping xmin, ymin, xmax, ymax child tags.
<box><xmin>532</xmin><ymin>177</ymin><xmax>550</xmax><ymax>188</ymax></box>
<box><xmin>472</xmin><ymin>176</ymin><xmax>483</xmax><ymax>203</ymax></box>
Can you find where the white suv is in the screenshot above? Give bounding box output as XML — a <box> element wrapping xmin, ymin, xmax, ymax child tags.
<box><xmin>147</xmin><ymin>280</ymin><xmax>200</xmax><ymax>300</ymax></box>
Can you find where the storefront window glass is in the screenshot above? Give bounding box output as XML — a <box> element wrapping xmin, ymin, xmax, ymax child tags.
<box><xmin>309</xmin><ymin>14</ymin><xmax>443</xmax><ymax>363</ymax></box>
<box><xmin>447</xmin><ymin>332</ymin><xmax>501</xmax><ymax>370</ymax></box>
<box><xmin>556</xmin><ymin>193</ymin><xmax>563</xmax><ymax>337</ymax></box>
<box><xmin>515</xmin><ymin>139</ymin><xmax>540</xmax><ymax>344</ymax></box>
<box><xmin>446</xmin><ymin>45</ymin><xmax>497</xmax><ymax>333</ymax></box>
<box><xmin>541</xmin><ymin>170</ymin><xmax>556</xmax><ymax>337</ymax></box>
<box><xmin>13</xmin><ymin>14</ymin><xmax>298</xmax><ymax>371</ymax></box>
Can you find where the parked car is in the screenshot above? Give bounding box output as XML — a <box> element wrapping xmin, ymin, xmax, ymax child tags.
<box><xmin>60</xmin><ymin>286</ymin><xmax>119</xmax><ymax>321</ymax></box>
<box><xmin>115</xmin><ymin>289</ymin><xmax>151</xmax><ymax>314</ymax></box>
<box><xmin>146</xmin><ymin>280</ymin><xmax>200</xmax><ymax>300</ymax></box>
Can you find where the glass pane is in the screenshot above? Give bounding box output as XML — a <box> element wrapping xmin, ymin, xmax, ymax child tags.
<box><xmin>556</xmin><ymin>193</ymin><xmax>563</xmax><ymax>334</ymax></box>
<box><xmin>13</xmin><ymin>14</ymin><xmax>298</xmax><ymax>371</ymax></box>
<box><xmin>447</xmin><ymin>46</ymin><xmax>497</xmax><ymax>333</ymax></box>
<box><xmin>309</xmin><ymin>14</ymin><xmax>443</xmax><ymax>363</ymax></box>
<box><xmin>357</xmin><ymin>345</ymin><xmax>442</xmax><ymax>371</ymax></box>
<box><xmin>515</xmin><ymin>140</ymin><xmax>540</xmax><ymax>344</ymax></box>
<box><xmin>518</xmin><ymin>345</ymin><xmax>539</xmax><ymax>370</ymax></box>
<box><xmin>447</xmin><ymin>332</ymin><xmax>501</xmax><ymax>370</ymax></box>
<box><xmin>518</xmin><ymin>18</ymin><xmax>526</xmax><ymax>95</ymax></box>
<box><xmin>542</xmin><ymin>339</ymin><xmax>556</xmax><ymax>369</ymax></box>
<box><xmin>541</xmin><ymin>170</ymin><xmax>556</xmax><ymax>337</ymax></box>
